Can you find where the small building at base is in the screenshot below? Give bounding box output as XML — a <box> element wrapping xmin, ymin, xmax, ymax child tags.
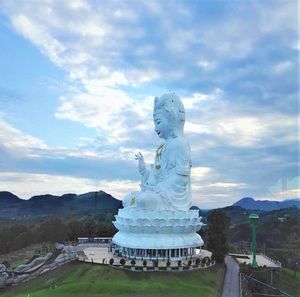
<box><xmin>112</xmin><ymin>246</ymin><xmax>200</xmax><ymax>260</ymax></box>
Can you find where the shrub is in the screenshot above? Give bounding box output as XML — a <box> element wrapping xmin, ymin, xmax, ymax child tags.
<box><xmin>166</xmin><ymin>260</ymin><xmax>171</xmax><ymax>267</ymax></box>
<box><xmin>178</xmin><ymin>260</ymin><xmax>182</xmax><ymax>267</ymax></box>
<box><xmin>203</xmin><ymin>256</ymin><xmax>210</xmax><ymax>266</ymax></box>
<box><xmin>188</xmin><ymin>260</ymin><xmax>192</xmax><ymax>266</ymax></box>
<box><xmin>109</xmin><ymin>258</ymin><xmax>114</xmax><ymax>265</ymax></box>
<box><xmin>120</xmin><ymin>258</ymin><xmax>126</xmax><ymax>266</ymax></box>
<box><xmin>195</xmin><ymin>258</ymin><xmax>201</xmax><ymax>266</ymax></box>
<box><xmin>153</xmin><ymin>260</ymin><xmax>159</xmax><ymax>267</ymax></box>
<box><xmin>131</xmin><ymin>259</ymin><xmax>136</xmax><ymax>266</ymax></box>
<box><xmin>143</xmin><ymin>260</ymin><xmax>147</xmax><ymax>267</ymax></box>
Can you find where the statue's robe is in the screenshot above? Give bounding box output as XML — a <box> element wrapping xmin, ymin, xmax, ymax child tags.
<box><xmin>123</xmin><ymin>136</ymin><xmax>192</xmax><ymax>211</ymax></box>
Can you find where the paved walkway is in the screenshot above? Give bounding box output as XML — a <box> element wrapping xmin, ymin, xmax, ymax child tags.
<box><xmin>77</xmin><ymin>247</ymin><xmax>213</xmax><ymax>269</ymax></box>
<box><xmin>230</xmin><ymin>253</ymin><xmax>281</xmax><ymax>268</ymax></box>
<box><xmin>221</xmin><ymin>256</ymin><xmax>240</xmax><ymax>297</ymax></box>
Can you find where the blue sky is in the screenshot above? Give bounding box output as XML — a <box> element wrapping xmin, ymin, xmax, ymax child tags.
<box><xmin>0</xmin><ymin>0</ymin><xmax>298</xmax><ymax>208</ymax></box>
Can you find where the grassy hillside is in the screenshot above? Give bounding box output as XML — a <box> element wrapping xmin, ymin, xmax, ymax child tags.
<box><xmin>228</xmin><ymin>212</ymin><xmax>300</xmax><ymax>267</ymax></box>
<box><xmin>277</xmin><ymin>268</ymin><xmax>300</xmax><ymax>297</ymax></box>
<box><xmin>1</xmin><ymin>262</ymin><xmax>225</xmax><ymax>297</ymax></box>
<box><xmin>241</xmin><ymin>265</ymin><xmax>300</xmax><ymax>297</ymax></box>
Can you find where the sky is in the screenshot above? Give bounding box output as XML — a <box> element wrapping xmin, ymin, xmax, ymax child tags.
<box><xmin>0</xmin><ymin>0</ymin><xmax>298</xmax><ymax>208</ymax></box>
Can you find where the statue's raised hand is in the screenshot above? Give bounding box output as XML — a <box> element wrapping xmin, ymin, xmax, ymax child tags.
<box><xmin>135</xmin><ymin>152</ymin><xmax>146</xmax><ymax>175</ymax></box>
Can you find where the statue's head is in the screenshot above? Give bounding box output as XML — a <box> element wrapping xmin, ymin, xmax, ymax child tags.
<box><xmin>153</xmin><ymin>93</ymin><xmax>185</xmax><ymax>139</ymax></box>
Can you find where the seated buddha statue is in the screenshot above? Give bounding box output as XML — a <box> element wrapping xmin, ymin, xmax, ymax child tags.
<box><xmin>122</xmin><ymin>93</ymin><xmax>192</xmax><ymax>211</ymax></box>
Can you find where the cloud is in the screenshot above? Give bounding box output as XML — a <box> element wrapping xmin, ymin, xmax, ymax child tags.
<box><xmin>273</xmin><ymin>61</ymin><xmax>294</xmax><ymax>75</ymax></box>
<box><xmin>265</xmin><ymin>176</ymin><xmax>300</xmax><ymax>201</ymax></box>
<box><xmin>0</xmin><ymin>116</ymin><xmax>48</xmax><ymax>157</ymax></box>
<box><xmin>0</xmin><ymin>0</ymin><xmax>298</xmax><ymax>207</ymax></box>
<box><xmin>55</xmin><ymin>85</ymin><xmax>134</xmax><ymax>143</ymax></box>
<box><xmin>207</xmin><ymin>182</ymin><xmax>247</xmax><ymax>189</ymax></box>
<box><xmin>0</xmin><ymin>171</ymin><xmax>139</xmax><ymax>200</ymax></box>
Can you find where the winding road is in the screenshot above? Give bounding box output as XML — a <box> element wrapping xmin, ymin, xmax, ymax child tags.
<box><xmin>221</xmin><ymin>256</ymin><xmax>240</xmax><ymax>297</ymax></box>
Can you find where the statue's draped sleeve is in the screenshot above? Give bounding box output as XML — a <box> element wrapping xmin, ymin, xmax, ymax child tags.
<box><xmin>156</xmin><ymin>138</ymin><xmax>192</xmax><ymax>210</ymax></box>
<box><xmin>167</xmin><ymin>139</ymin><xmax>191</xmax><ymax>176</ymax></box>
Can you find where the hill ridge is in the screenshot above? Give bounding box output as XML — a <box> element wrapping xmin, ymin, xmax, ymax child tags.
<box><xmin>233</xmin><ymin>197</ymin><xmax>300</xmax><ymax>211</ymax></box>
<box><xmin>0</xmin><ymin>190</ymin><xmax>122</xmax><ymax>219</ymax></box>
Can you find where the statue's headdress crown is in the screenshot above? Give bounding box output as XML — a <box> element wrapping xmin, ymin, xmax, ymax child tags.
<box><xmin>153</xmin><ymin>92</ymin><xmax>185</xmax><ymax>136</ymax></box>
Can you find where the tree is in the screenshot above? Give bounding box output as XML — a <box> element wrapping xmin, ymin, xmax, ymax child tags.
<box><xmin>84</xmin><ymin>219</ymin><xmax>97</xmax><ymax>238</ymax></box>
<box><xmin>12</xmin><ymin>231</ymin><xmax>32</xmax><ymax>250</ymax></box>
<box><xmin>207</xmin><ymin>210</ymin><xmax>230</xmax><ymax>263</ymax></box>
<box><xmin>37</xmin><ymin>218</ymin><xmax>67</xmax><ymax>243</ymax></box>
<box><xmin>67</xmin><ymin>220</ymin><xmax>84</xmax><ymax>241</ymax></box>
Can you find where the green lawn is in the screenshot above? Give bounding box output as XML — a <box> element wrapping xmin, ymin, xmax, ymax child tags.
<box><xmin>274</xmin><ymin>268</ymin><xmax>300</xmax><ymax>297</ymax></box>
<box><xmin>0</xmin><ymin>262</ymin><xmax>224</xmax><ymax>297</ymax></box>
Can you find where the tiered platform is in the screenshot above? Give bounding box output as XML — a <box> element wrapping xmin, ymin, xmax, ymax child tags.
<box><xmin>112</xmin><ymin>208</ymin><xmax>204</xmax><ymax>259</ymax></box>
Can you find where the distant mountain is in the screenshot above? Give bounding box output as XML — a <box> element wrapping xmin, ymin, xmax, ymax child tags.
<box><xmin>0</xmin><ymin>191</ymin><xmax>24</xmax><ymax>205</ymax></box>
<box><xmin>0</xmin><ymin>190</ymin><xmax>122</xmax><ymax>219</ymax></box>
<box><xmin>233</xmin><ymin>197</ymin><xmax>300</xmax><ymax>211</ymax></box>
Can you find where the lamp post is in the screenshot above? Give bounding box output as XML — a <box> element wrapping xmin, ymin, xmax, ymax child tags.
<box><xmin>249</xmin><ymin>213</ymin><xmax>259</xmax><ymax>268</ymax></box>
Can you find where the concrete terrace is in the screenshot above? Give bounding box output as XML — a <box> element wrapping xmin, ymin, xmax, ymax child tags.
<box><xmin>229</xmin><ymin>253</ymin><xmax>281</xmax><ymax>268</ymax></box>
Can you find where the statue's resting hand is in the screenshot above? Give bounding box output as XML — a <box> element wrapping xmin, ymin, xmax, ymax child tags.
<box><xmin>135</xmin><ymin>152</ymin><xmax>146</xmax><ymax>175</ymax></box>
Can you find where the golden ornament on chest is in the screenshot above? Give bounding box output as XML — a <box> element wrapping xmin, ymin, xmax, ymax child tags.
<box><xmin>130</xmin><ymin>197</ymin><xmax>136</xmax><ymax>205</ymax></box>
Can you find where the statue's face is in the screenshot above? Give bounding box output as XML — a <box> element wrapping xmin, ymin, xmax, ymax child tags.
<box><xmin>153</xmin><ymin>112</ymin><xmax>172</xmax><ymax>140</ymax></box>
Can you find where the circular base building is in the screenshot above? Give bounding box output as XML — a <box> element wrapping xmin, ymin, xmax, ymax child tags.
<box><xmin>112</xmin><ymin>208</ymin><xmax>204</xmax><ymax>259</ymax></box>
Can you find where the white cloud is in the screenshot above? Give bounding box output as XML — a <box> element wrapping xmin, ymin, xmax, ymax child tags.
<box><xmin>185</xmin><ymin>122</ymin><xmax>209</xmax><ymax>134</ymax></box>
<box><xmin>11</xmin><ymin>14</ymin><xmax>66</xmax><ymax>66</ymax></box>
<box><xmin>184</xmin><ymin>91</ymin><xmax>276</xmax><ymax>150</ymax></box>
<box><xmin>187</xmin><ymin>97</ymin><xmax>297</xmax><ymax>148</ymax></box>
<box><xmin>259</xmin><ymin>0</ymin><xmax>298</xmax><ymax>34</ymax></box>
<box><xmin>0</xmin><ymin>116</ymin><xmax>134</xmax><ymax>161</ymax></box>
<box><xmin>55</xmin><ymin>86</ymin><xmax>134</xmax><ymax>143</ymax></box>
<box><xmin>273</xmin><ymin>61</ymin><xmax>294</xmax><ymax>75</ymax></box>
<box><xmin>0</xmin><ymin>171</ymin><xmax>140</xmax><ymax>201</ymax></box>
<box><xmin>0</xmin><ymin>0</ymin><xmax>297</xmax><ymax>208</ymax></box>
<box><xmin>215</xmin><ymin>116</ymin><xmax>265</xmax><ymax>147</ymax></box>
<box><xmin>207</xmin><ymin>182</ymin><xmax>247</xmax><ymax>189</ymax></box>
<box><xmin>2</xmin><ymin>1</ymin><xmax>297</xmax><ymax>150</ymax></box>
<box><xmin>197</xmin><ymin>60</ymin><xmax>215</xmax><ymax>71</ymax></box>
<box><xmin>97</xmin><ymin>179</ymin><xmax>139</xmax><ymax>200</ymax></box>
<box><xmin>265</xmin><ymin>176</ymin><xmax>300</xmax><ymax>201</ymax></box>
<box><xmin>0</xmin><ymin>172</ymin><xmax>100</xmax><ymax>199</ymax></box>
<box><xmin>0</xmin><ymin>116</ymin><xmax>48</xmax><ymax>156</ymax></box>
<box><xmin>182</xmin><ymin>89</ymin><xmax>222</xmax><ymax>109</ymax></box>
<box><xmin>191</xmin><ymin>167</ymin><xmax>212</xmax><ymax>180</ymax></box>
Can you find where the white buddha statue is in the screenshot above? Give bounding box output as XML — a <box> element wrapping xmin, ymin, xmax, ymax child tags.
<box><xmin>123</xmin><ymin>93</ymin><xmax>192</xmax><ymax>211</ymax></box>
